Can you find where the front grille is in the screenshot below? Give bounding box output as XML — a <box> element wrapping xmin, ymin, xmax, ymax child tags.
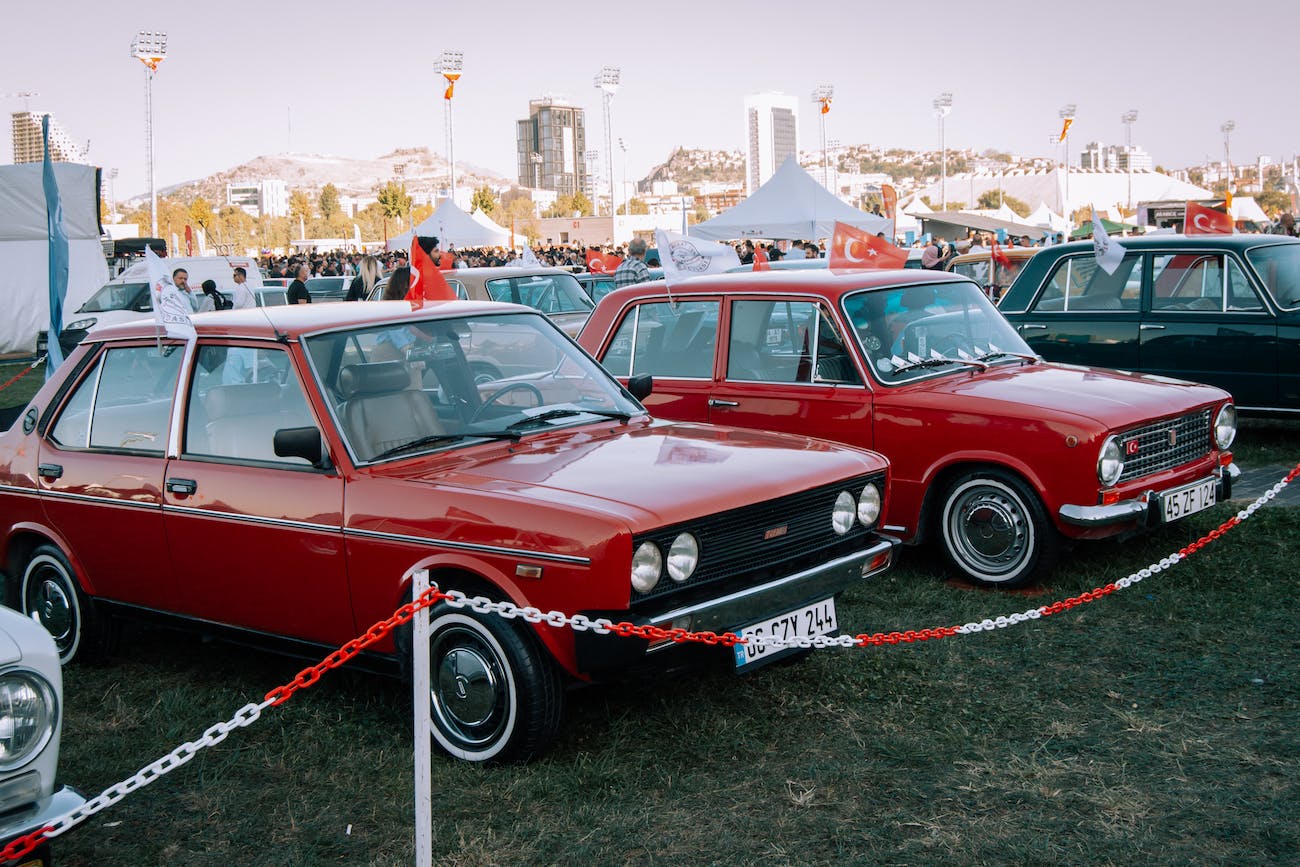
<box><xmin>1118</xmin><ymin>409</ymin><xmax>1212</xmax><ymax>483</ymax></box>
<box><xmin>630</xmin><ymin>472</ymin><xmax>885</xmax><ymax>606</ymax></box>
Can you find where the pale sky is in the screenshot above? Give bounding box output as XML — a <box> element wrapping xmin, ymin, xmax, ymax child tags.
<box><xmin>5</xmin><ymin>0</ymin><xmax>1294</xmax><ymax>199</ymax></box>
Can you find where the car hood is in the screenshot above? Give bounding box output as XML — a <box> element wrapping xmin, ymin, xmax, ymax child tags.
<box><xmin>385</xmin><ymin>418</ymin><xmax>886</xmax><ymax>528</ymax></box>
<box><xmin>905</xmin><ymin>361</ymin><xmax>1229</xmax><ymax>430</ymax></box>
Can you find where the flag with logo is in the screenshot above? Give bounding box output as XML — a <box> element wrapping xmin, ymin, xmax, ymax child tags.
<box><xmin>409</xmin><ymin>237</ymin><xmax>457</xmax><ymax>309</ymax></box>
<box><xmin>1185</xmin><ymin>200</ymin><xmax>1233</xmax><ymax>235</ymax></box>
<box><xmin>1091</xmin><ymin>208</ymin><xmax>1125</xmax><ymax>275</ymax></box>
<box><xmin>145</xmin><ymin>247</ymin><xmax>195</xmax><ymax>341</ymax></box>
<box><xmin>41</xmin><ymin>116</ymin><xmax>68</xmax><ymax>375</ymax></box>
<box><xmin>828</xmin><ymin>221</ymin><xmax>908</xmax><ymax>270</ymax></box>
<box><xmin>655</xmin><ymin>229</ymin><xmax>741</xmax><ymax>284</ymax></box>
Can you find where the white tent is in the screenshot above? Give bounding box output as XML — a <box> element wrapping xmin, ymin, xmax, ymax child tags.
<box><xmin>913</xmin><ymin>168</ymin><xmax>1213</xmax><ymax>218</ymax></box>
<box><xmin>1027</xmin><ymin>203</ymin><xmax>1070</xmax><ymax>233</ymax></box>
<box><xmin>469</xmin><ymin>208</ymin><xmax>512</xmax><ymax>244</ymax></box>
<box><xmin>386</xmin><ymin>199</ymin><xmax>510</xmax><ymax>251</ymax></box>
<box><xmin>690</xmin><ymin>156</ymin><xmax>890</xmax><ymax>241</ymax></box>
<box><xmin>0</xmin><ymin>162</ymin><xmax>108</xmax><ymax>353</ymax></box>
<box><xmin>1230</xmin><ymin>196</ymin><xmax>1269</xmax><ymax>223</ymax></box>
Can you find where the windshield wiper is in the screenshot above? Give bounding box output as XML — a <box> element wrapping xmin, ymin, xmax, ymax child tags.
<box><xmin>371</xmin><ymin>430</ymin><xmax>521</xmax><ymax>461</ymax></box>
<box><xmin>891</xmin><ymin>355</ymin><xmax>988</xmax><ymax>374</ymax></box>
<box><xmin>504</xmin><ymin>407</ymin><xmax>634</xmax><ymax>431</ymax></box>
<box><xmin>976</xmin><ymin>350</ymin><xmax>1040</xmax><ymax>365</ymax></box>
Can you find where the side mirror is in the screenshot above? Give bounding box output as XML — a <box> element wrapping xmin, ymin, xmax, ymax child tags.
<box><xmin>627</xmin><ymin>374</ymin><xmax>653</xmax><ymax>401</ymax></box>
<box><xmin>274</xmin><ymin>426</ymin><xmax>331</xmax><ymax>469</ymax></box>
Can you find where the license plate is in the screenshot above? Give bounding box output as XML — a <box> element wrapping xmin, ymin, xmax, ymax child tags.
<box><xmin>733</xmin><ymin>598</ymin><xmax>836</xmax><ymax>669</ymax></box>
<box><xmin>1161</xmin><ymin>477</ymin><xmax>1216</xmax><ymax>522</ymax></box>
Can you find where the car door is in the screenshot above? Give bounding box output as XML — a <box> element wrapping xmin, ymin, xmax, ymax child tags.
<box><xmin>596</xmin><ymin>297</ymin><xmax>719</xmax><ymax>422</ymax></box>
<box><xmin>1141</xmin><ymin>252</ymin><xmax>1277</xmax><ymax>408</ymax></box>
<box><xmin>707</xmin><ymin>298</ymin><xmax>871</xmax><ymax>446</ymax></box>
<box><xmin>37</xmin><ymin>342</ymin><xmax>184</xmax><ymax>610</ymax></box>
<box><xmin>1011</xmin><ymin>252</ymin><xmax>1143</xmax><ymax>370</ymax></box>
<box><xmin>160</xmin><ymin>342</ymin><xmax>352</xmax><ymax>643</ymax></box>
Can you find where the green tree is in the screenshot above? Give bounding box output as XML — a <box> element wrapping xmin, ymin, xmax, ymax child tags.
<box><xmin>376</xmin><ymin>182</ymin><xmax>412</xmax><ymax>224</ymax></box>
<box><xmin>471</xmin><ymin>186</ymin><xmax>497</xmax><ymax>215</ymax></box>
<box><xmin>1253</xmin><ymin>190</ymin><xmax>1291</xmax><ymax>218</ymax></box>
<box><xmin>318</xmin><ymin>183</ymin><xmax>340</xmax><ymax>221</ymax></box>
<box><xmin>975</xmin><ymin>191</ymin><xmax>1031</xmax><ymax>217</ymax></box>
<box><xmin>618</xmin><ymin>197</ymin><xmax>649</xmax><ymax>216</ymax></box>
<box><xmin>544</xmin><ymin>193</ymin><xmax>593</xmax><ymax>219</ymax></box>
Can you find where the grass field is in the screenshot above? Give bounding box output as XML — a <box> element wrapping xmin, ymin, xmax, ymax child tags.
<box><xmin>0</xmin><ymin>361</ymin><xmax>1295</xmax><ymax>865</ymax></box>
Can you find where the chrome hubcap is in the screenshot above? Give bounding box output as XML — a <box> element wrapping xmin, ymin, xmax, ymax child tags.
<box><xmin>431</xmin><ymin>628</ymin><xmax>506</xmax><ymax>747</ymax></box>
<box><xmin>31</xmin><ymin>577</ymin><xmax>73</xmax><ymax>645</ymax></box>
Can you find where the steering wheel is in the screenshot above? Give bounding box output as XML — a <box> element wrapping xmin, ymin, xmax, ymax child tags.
<box><xmin>470</xmin><ymin>382</ymin><xmax>545</xmax><ymax>422</ymax></box>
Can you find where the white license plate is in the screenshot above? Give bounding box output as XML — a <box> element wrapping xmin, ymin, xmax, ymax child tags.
<box><xmin>733</xmin><ymin>598</ymin><xmax>837</xmax><ymax>669</ymax></box>
<box><xmin>1161</xmin><ymin>478</ymin><xmax>1216</xmax><ymax>522</ymax></box>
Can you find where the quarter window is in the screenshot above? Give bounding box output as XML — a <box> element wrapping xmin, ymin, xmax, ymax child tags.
<box><xmin>726</xmin><ymin>300</ymin><xmax>860</xmax><ymax>384</ymax></box>
<box><xmin>50</xmin><ymin>345</ymin><xmax>183</xmax><ymax>454</ymax></box>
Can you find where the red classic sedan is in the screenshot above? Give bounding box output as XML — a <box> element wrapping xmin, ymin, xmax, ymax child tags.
<box><xmin>0</xmin><ymin>300</ymin><xmax>895</xmax><ymax>762</ymax></box>
<box><xmin>577</xmin><ymin>269</ymin><xmax>1238</xmax><ymax>588</ymax></box>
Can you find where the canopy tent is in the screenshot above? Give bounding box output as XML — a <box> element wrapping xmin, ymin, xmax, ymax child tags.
<box><xmin>1026</xmin><ymin>202</ymin><xmax>1070</xmax><ymax>233</ymax></box>
<box><xmin>690</xmin><ymin>156</ymin><xmax>890</xmax><ymax>241</ymax></box>
<box><xmin>1230</xmin><ymin>196</ymin><xmax>1269</xmax><ymax>224</ymax></box>
<box><xmin>915</xmin><ymin>211</ymin><xmax>1050</xmax><ymax>242</ymax></box>
<box><xmin>386</xmin><ymin>199</ymin><xmax>510</xmax><ymax>251</ymax></box>
<box><xmin>912</xmin><ymin>168</ymin><xmax>1212</xmax><ymax>218</ymax></box>
<box><xmin>469</xmin><ymin>208</ymin><xmax>513</xmax><ymax>243</ymax></box>
<box><xmin>1069</xmin><ymin>217</ymin><xmax>1140</xmax><ymax>239</ymax></box>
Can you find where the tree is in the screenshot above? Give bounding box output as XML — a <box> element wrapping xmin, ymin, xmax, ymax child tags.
<box><xmin>976</xmin><ymin>190</ymin><xmax>1031</xmax><ymax>217</ymax></box>
<box><xmin>318</xmin><ymin>183</ymin><xmax>340</xmax><ymax>221</ymax></box>
<box><xmin>471</xmin><ymin>186</ymin><xmax>497</xmax><ymax>215</ymax></box>
<box><xmin>188</xmin><ymin>197</ymin><xmax>215</xmax><ymax>230</ymax></box>
<box><xmin>618</xmin><ymin>197</ymin><xmax>649</xmax><ymax>216</ymax></box>
<box><xmin>376</xmin><ymin>182</ymin><xmax>412</xmax><ymax>224</ymax></box>
<box><xmin>289</xmin><ymin>189</ymin><xmax>314</xmax><ymax>223</ymax></box>
<box><xmin>543</xmin><ymin>192</ymin><xmax>594</xmax><ymax>219</ymax></box>
<box><xmin>1253</xmin><ymin>190</ymin><xmax>1292</xmax><ymax>218</ymax></box>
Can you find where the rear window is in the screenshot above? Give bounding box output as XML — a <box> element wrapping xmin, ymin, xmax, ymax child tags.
<box><xmin>484</xmin><ymin>274</ymin><xmax>594</xmax><ymax>314</ymax></box>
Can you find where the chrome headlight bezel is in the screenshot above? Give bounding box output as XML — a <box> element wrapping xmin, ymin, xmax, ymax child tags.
<box><xmin>1098</xmin><ymin>435</ymin><xmax>1124</xmax><ymax>487</ymax></box>
<box><xmin>0</xmin><ymin>670</ymin><xmax>56</xmax><ymax>772</ymax></box>
<box><xmin>631</xmin><ymin>541</ymin><xmax>663</xmax><ymax>594</ymax></box>
<box><xmin>832</xmin><ymin>491</ymin><xmax>856</xmax><ymax>535</ymax></box>
<box><xmin>1214</xmin><ymin>403</ymin><xmax>1237</xmax><ymax>450</ymax></box>
<box><xmin>666</xmin><ymin>533</ymin><xmax>699</xmax><ymax>583</ymax></box>
<box><xmin>857</xmin><ymin>483</ymin><xmax>882</xmax><ymax>527</ymax></box>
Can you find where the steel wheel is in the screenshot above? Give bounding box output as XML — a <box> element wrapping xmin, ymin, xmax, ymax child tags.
<box><xmin>939</xmin><ymin>469</ymin><xmax>1058</xmax><ymax>588</ymax></box>
<box><xmin>21</xmin><ymin>545</ymin><xmax>100</xmax><ymax>665</ymax></box>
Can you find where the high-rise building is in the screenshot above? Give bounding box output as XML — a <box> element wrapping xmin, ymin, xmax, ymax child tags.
<box><xmin>11</xmin><ymin>111</ymin><xmax>84</xmax><ymax>164</ymax></box>
<box><xmin>1080</xmin><ymin>141</ymin><xmax>1153</xmax><ymax>172</ymax></box>
<box><xmin>744</xmin><ymin>93</ymin><xmax>799</xmax><ymax>194</ymax></box>
<box><xmin>225</xmin><ymin>179</ymin><xmax>288</xmax><ymax>218</ymax></box>
<box><xmin>516</xmin><ymin>98</ymin><xmax>588</xmax><ymax>198</ymax></box>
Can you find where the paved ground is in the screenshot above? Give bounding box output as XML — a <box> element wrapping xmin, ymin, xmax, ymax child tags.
<box><xmin>1231</xmin><ymin>463</ymin><xmax>1300</xmax><ymax>508</ymax></box>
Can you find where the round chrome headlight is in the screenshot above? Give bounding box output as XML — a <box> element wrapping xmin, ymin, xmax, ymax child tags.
<box><xmin>857</xmin><ymin>483</ymin><xmax>882</xmax><ymax>527</ymax></box>
<box><xmin>666</xmin><ymin>533</ymin><xmax>699</xmax><ymax>583</ymax></box>
<box><xmin>832</xmin><ymin>491</ymin><xmax>856</xmax><ymax>535</ymax></box>
<box><xmin>1098</xmin><ymin>435</ymin><xmax>1124</xmax><ymax>487</ymax></box>
<box><xmin>630</xmin><ymin>542</ymin><xmax>662</xmax><ymax>594</ymax></box>
<box><xmin>1214</xmin><ymin>404</ymin><xmax>1237</xmax><ymax>449</ymax></box>
<box><xmin>0</xmin><ymin>672</ymin><xmax>56</xmax><ymax>771</ymax></box>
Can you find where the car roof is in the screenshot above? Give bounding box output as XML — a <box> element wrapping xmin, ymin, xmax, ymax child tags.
<box><xmin>88</xmin><ymin>299</ymin><xmax>537</xmax><ymax>342</ymax></box>
<box><xmin>1042</xmin><ymin>233</ymin><xmax>1300</xmax><ymax>254</ymax></box>
<box><xmin>452</xmin><ymin>266</ymin><xmax>576</xmax><ymax>279</ymax></box>
<box><xmin>948</xmin><ymin>247</ymin><xmax>1038</xmax><ymax>264</ymax></box>
<box><xmin>595</xmin><ymin>268</ymin><xmax>970</xmax><ymax>307</ymax></box>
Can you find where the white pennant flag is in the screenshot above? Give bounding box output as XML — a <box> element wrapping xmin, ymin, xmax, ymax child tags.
<box><xmin>655</xmin><ymin>229</ymin><xmax>742</xmax><ymax>284</ymax></box>
<box><xmin>145</xmin><ymin>247</ymin><xmax>195</xmax><ymax>341</ymax></box>
<box><xmin>511</xmin><ymin>245</ymin><xmax>540</xmax><ymax>268</ymax></box>
<box><xmin>1091</xmin><ymin>207</ymin><xmax>1126</xmax><ymax>276</ymax></box>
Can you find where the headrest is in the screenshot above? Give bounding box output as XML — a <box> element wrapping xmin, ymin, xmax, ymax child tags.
<box><xmin>339</xmin><ymin>361</ymin><xmax>410</xmax><ymax>399</ymax></box>
<box><xmin>204</xmin><ymin>382</ymin><xmax>282</xmax><ymax>419</ymax></box>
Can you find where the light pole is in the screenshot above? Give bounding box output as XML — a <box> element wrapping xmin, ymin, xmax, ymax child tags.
<box><xmin>933</xmin><ymin>92</ymin><xmax>952</xmax><ymax>209</ymax></box>
<box><xmin>584</xmin><ymin>149</ymin><xmax>600</xmax><ymax>207</ymax></box>
<box><xmin>827</xmin><ymin>138</ymin><xmax>840</xmax><ymax>195</ymax></box>
<box><xmin>594</xmin><ymin>67</ymin><xmax>620</xmax><ymax>218</ymax></box>
<box><xmin>1059</xmin><ymin>103</ymin><xmax>1076</xmax><ymax>215</ymax></box>
<box><xmin>1221</xmin><ymin>120</ymin><xmax>1236</xmax><ymax>190</ymax></box>
<box><xmin>618</xmin><ymin>137</ymin><xmax>628</xmax><ymax>216</ymax></box>
<box><xmin>1122</xmin><ymin>110</ymin><xmax>1138</xmax><ymax>212</ymax></box>
<box><xmin>813</xmin><ymin>85</ymin><xmax>834</xmax><ymax>190</ymax></box>
<box><xmin>439</xmin><ymin>50</ymin><xmax>463</xmax><ymax>201</ymax></box>
<box><xmin>130</xmin><ymin>31</ymin><xmax>167</xmax><ymax>238</ymax></box>
<box><xmin>109</xmin><ymin>168</ymin><xmax>119</xmax><ymax>219</ymax></box>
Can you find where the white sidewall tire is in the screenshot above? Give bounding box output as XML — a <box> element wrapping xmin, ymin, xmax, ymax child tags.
<box><xmin>426</xmin><ymin>611</ymin><xmax>520</xmax><ymax>763</ymax></box>
<box><xmin>21</xmin><ymin>550</ymin><xmax>83</xmax><ymax>665</ymax></box>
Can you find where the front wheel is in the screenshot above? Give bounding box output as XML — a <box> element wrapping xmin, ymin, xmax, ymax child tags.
<box><xmin>421</xmin><ymin>608</ymin><xmax>563</xmax><ymax>763</ymax></box>
<box><xmin>938</xmin><ymin>469</ymin><xmax>1059</xmax><ymax>588</ymax></box>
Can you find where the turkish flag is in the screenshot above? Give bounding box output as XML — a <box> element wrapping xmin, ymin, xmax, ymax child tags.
<box><xmin>828</xmin><ymin>221</ymin><xmax>908</xmax><ymax>270</ymax></box>
<box><xmin>992</xmin><ymin>240</ymin><xmax>1012</xmax><ymax>268</ymax></box>
<box><xmin>586</xmin><ymin>249</ymin><xmax>622</xmax><ymax>273</ymax></box>
<box><xmin>752</xmin><ymin>247</ymin><xmax>770</xmax><ymax>271</ymax></box>
<box><xmin>1185</xmin><ymin>201</ymin><xmax>1234</xmax><ymax>235</ymax></box>
<box><xmin>409</xmin><ymin>238</ymin><xmax>456</xmax><ymax>309</ymax></box>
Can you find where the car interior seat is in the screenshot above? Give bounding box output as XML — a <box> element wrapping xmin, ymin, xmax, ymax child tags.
<box><xmin>339</xmin><ymin>361</ymin><xmax>444</xmax><ymax>461</ymax></box>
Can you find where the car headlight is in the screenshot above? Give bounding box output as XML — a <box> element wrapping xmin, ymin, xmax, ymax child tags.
<box><xmin>857</xmin><ymin>483</ymin><xmax>882</xmax><ymax>527</ymax></box>
<box><xmin>64</xmin><ymin>318</ymin><xmax>96</xmax><ymax>332</ymax></box>
<box><xmin>1098</xmin><ymin>435</ymin><xmax>1124</xmax><ymax>487</ymax></box>
<box><xmin>631</xmin><ymin>541</ymin><xmax>662</xmax><ymax>594</ymax></box>
<box><xmin>832</xmin><ymin>491</ymin><xmax>856</xmax><ymax>535</ymax></box>
<box><xmin>1214</xmin><ymin>404</ymin><xmax>1236</xmax><ymax>449</ymax></box>
<box><xmin>0</xmin><ymin>671</ymin><xmax>56</xmax><ymax>771</ymax></box>
<box><xmin>666</xmin><ymin>533</ymin><xmax>699</xmax><ymax>583</ymax></box>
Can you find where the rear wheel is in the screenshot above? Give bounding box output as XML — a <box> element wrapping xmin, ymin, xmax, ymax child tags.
<box><xmin>938</xmin><ymin>469</ymin><xmax>1059</xmax><ymax>588</ymax></box>
<box><xmin>21</xmin><ymin>545</ymin><xmax>114</xmax><ymax>665</ymax></box>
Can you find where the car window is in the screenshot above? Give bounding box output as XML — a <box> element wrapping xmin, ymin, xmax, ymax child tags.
<box><xmin>183</xmin><ymin>345</ymin><xmax>315</xmax><ymax>465</ymax></box>
<box><xmin>77</xmin><ymin>282</ymin><xmax>150</xmax><ymax>314</ymax></box>
<box><xmin>1246</xmin><ymin>244</ymin><xmax>1300</xmax><ymax>310</ymax></box>
<box><xmin>1151</xmin><ymin>254</ymin><xmax>1263</xmax><ymax>313</ymax></box>
<box><xmin>951</xmin><ymin>260</ymin><xmax>988</xmax><ymax>285</ymax></box>
<box><xmin>484</xmin><ymin>275</ymin><xmax>593</xmax><ymax>313</ymax></box>
<box><xmin>725</xmin><ymin>300</ymin><xmax>858</xmax><ymax>385</ymax></box>
<box><xmin>603</xmin><ymin>300</ymin><xmax>718</xmax><ymax>378</ymax></box>
<box><xmin>50</xmin><ymin>344</ymin><xmax>183</xmax><ymax>454</ymax></box>
<box><xmin>1031</xmin><ymin>254</ymin><xmax>1141</xmax><ymax>312</ymax></box>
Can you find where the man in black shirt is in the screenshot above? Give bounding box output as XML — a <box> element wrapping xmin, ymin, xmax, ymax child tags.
<box><xmin>287</xmin><ymin>264</ymin><xmax>311</xmax><ymax>304</ymax></box>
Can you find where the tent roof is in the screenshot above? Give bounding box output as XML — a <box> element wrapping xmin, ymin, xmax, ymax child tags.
<box><xmin>916</xmin><ymin>211</ymin><xmax>1050</xmax><ymax>240</ymax></box>
<box><xmin>386</xmin><ymin>199</ymin><xmax>509</xmax><ymax>251</ymax></box>
<box><xmin>1231</xmin><ymin>196</ymin><xmax>1269</xmax><ymax>223</ymax></box>
<box><xmin>690</xmin><ymin>156</ymin><xmax>890</xmax><ymax>241</ymax></box>
<box><xmin>1069</xmin><ymin>218</ymin><xmax>1139</xmax><ymax>239</ymax></box>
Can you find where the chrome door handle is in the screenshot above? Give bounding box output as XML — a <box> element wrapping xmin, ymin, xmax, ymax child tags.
<box><xmin>1017</xmin><ymin>324</ymin><xmax>1047</xmax><ymax>331</ymax></box>
<box><xmin>1139</xmin><ymin>324</ymin><xmax>1166</xmax><ymax>331</ymax></box>
<box><xmin>166</xmin><ymin>478</ymin><xmax>198</xmax><ymax>495</ymax></box>
<box><xmin>708</xmin><ymin>399</ymin><xmax>740</xmax><ymax>408</ymax></box>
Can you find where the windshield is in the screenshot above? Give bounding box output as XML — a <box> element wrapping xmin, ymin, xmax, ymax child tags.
<box><xmin>1246</xmin><ymin>243</ymin><xmax>1300</xmax><ymax>310</ymax></box>
<box><xmin>841</xmin><ymin>280</ymin><xmax>1034</xmax><ymax>383</ymax></box>
<box><xmin>485</xmin><ymin>274</ymin><xmax>595</xmax><ymax>314</ymax></box>
<box><xmin>304</xmin><ymin>311</ymin><xmax>642</xmax><ymax>463</ymax></box>
<box><xmin>78</xmin><ymin>282</ymin><xmax>150</xmax><ymax>313</ymax></box>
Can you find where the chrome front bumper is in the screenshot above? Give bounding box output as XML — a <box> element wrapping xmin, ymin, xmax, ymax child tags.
<box><xmin>1059</xmin><ymin>463</ymin><xmax>1238</xmax><ymax>528</ymax></box>
<box><xmin>0</xmin><ymin>784</ymin><xmax>85</xmax><ymax>850</ymax></box>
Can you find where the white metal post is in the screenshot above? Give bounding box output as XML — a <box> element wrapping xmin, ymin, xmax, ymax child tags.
<box><xmin>413</xmin><ymin>568</ymin><xmax>432</xmax><ymax>867</ymax></box>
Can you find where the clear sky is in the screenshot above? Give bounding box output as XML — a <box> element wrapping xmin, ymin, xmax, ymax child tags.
<box><xmin>5</xmin><ymin>0</ymin><xmax>1294</xmax><ymax>199</ymax></box>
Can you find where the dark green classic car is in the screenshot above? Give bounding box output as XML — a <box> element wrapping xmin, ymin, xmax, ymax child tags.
<box><xmin>998</xmin><ymin>235</ymin><xmax>1300</xmax><ymax>415</ymax></box>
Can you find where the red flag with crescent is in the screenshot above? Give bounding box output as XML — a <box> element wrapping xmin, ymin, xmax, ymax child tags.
<box><xmin>992</xmin><ymin>239</ymin><xmax>1012</xmax><ymax>268</ymax></box>
<box><xmin>828</xmin><ymin>221</ymin><xmax>908</xmax><ymax>270</ymax></box>
<box><xmin>752</xmin><ymin>247</ymin><xmax>770</xmax><ymax>271</ymax></box>
<box><xmin>1184</xmin><ymin>201</ymin><xmax>1233</xmax><ymax>235</ymax></box>
<box><xmin>409</xmin><ymin>239</ymin><xmax>456</xmax><ymax>309</ymax></box>
<box><xmin>586</xmin><ymin>249</ymin><xmax>622</xmax><ymax>273</ymax></box>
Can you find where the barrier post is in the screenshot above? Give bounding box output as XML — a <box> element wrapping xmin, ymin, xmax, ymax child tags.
<box><xmin>412</xmin><ymin>568</ymin><xmax>432</xmax><ymax>867</ymax></box>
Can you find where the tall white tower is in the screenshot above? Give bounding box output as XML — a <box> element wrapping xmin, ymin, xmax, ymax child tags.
<box><xmin>743</xmin><ymin>92</ymin><xmax>799</xmax><ymax>195</ymax></box>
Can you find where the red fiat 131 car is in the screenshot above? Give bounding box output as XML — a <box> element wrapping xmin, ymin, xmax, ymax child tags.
<box><xmin>577</xmin><ymin>269</ymin><xmax>1238</xmax><ymax>588</ymax></box>
<box><xmin>0</xmin><ymin>300</ymin><xmax>896</xmax><ymax>762</ymax></box>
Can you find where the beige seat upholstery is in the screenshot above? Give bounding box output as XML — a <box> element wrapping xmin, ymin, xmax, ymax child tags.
<box><xmin>339</xmin><ymin>362</ymin><xmax>445</xmax><ymax>461</ymax></box>
<box><xmin>204</xmin><ymin>382</ymin><xmax>293</xmax><ymax>462</ymax></box>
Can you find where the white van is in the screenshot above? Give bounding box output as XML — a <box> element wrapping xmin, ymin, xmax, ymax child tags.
<box><xmin>55</xmin><ymin>256</ymin><xmax>265</xmax><ymax>355</ymax></box>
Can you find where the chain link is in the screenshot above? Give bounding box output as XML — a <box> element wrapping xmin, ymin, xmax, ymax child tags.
<box><xmin>0</xmin><ymin>354</ymin><xmax>45</xmax><ymax>395</ymax></box>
